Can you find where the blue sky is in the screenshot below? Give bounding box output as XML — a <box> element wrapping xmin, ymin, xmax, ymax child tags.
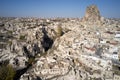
<box><xmin>0</xmin><ymin>0</ymin><xmax>120</xmax><ymax>18</ymax></box>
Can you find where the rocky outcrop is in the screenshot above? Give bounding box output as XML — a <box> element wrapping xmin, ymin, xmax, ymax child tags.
<box><xmin>19</xmin><ymin>24</ymin><xmax>117</xmax><ymax>80</ymax></box>
<box><xmin>0</xmin><ymin>5</ymin><xmax>120</xmax><ymax>80</ymax></box>
<box><xmin>84</xmin><ymin>5</ymin><xmax>101</xmax><ymax>21</ymax></box>
<box><xmin>81</xmin><ymin>5</ymin><xmax>103</xmax><ymax>25</ymax></box>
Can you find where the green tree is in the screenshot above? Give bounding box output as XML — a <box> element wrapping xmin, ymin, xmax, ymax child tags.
<box><xmin>0</xmin><ymin>65</ymin><xmax>16</xmax><ymax>80</ymax></box>
<box><xmin>56</xmin><ymin>24</ymin><xmax>63</xmax><ymax>37</ymax></box>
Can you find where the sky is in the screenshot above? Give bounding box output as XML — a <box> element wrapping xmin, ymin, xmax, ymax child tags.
<box><xmin>0</xmin><ymin>0</ymin><xmax>120</xmax><ymax>18</ymax></box>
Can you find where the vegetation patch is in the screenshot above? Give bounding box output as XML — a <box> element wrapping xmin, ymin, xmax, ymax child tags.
<box><xmin>0</xmin><ymin>65</ymin><xmax>16</xmax><ymax>80</ymax></box>
<box><xmin>19</xmin><ymin>35</ymin><xmax>26</xmax><ymax>40</ymax></box>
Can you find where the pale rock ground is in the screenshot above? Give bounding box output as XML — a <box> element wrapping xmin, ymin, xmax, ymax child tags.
<box><xmin>0</xmin><ymin>5</ymin><xmax>120</xmax><ymax>80</ymax></box>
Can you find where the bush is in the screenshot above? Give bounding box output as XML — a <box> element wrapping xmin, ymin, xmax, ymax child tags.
<box><xmin>0</xmin><ymin>65</ymin><xmax>16</xmax><ymax>80</ymax></box>
<box><xmin>19</xmin><ymin>35</ymin><xmax>26</xmax><ymax>40</ymax></box>
<box><xmin>7</xmin><ymin>30</ymin><xmax>13</xmax><ymax>34</ymax></box>
<box><xmin>28</xmin><ymin>57</ymin><xmax>35</xmax><ymax>64</ymax></box>
<box><xmin>7</xmin><ymin>41</ymin><xmax>12</xmax><ymax>46</ymax></box>
<box><xmin>56</xmin><ymin>24</ymin><xmax>63</xmax><ymax>37</ymax></box>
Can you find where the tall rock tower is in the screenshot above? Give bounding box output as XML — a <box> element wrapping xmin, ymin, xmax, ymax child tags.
<box><xmin>85</xmin><ymin>5</ymin><xmax>101</xmax><ymax>21</ymax></box>
<box><xmin>82</xmin><ymin>5</ymin><xmax>102</xmax><ymax>25</ymax></box>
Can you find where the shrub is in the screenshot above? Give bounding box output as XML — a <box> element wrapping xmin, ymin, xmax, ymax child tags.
<box><xmin>7</xmin><ymin>30</ymin><xmax>13</xmax><ymax>34</ymax></box>
<box><xmin>28</xmin><ymin>57</ymin><xmax>35</xmax><ymax>64</ymax></box>
<box><xmin>0</xmin><ymin>65</ymin><xmax>16</xmax><ymax>80</ymax></box>
<box><xmin>56</xmin><ymin>24</ymin><xmax>63</xmax><ymax>37</ymax></box>
<box><xmin>19</xmin><ymin>35</ymin><xmax>26</xmax><ymax>40</ymax></box>
<box><xmin>7</xmin><ymin>41</ymin><xmax>12</xmax><ymax>46</ymax></box>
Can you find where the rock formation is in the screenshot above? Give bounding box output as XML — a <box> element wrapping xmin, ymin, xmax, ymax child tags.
<box><xmin>0</xmin><ymin>5</ymin><xmax>120</xmax><ymax>80</ymax></box>
<box><xmin>81</xmin><ymin>5</ymin><xmax>103</xmax><ymax>25</ymax></box>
